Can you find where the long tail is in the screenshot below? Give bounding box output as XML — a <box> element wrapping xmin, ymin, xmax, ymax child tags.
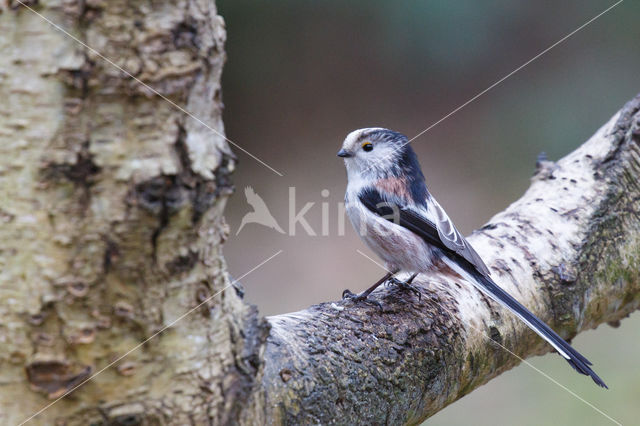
<box><xmin>442</xmin><ymin>256</ymin><xmax>607</xmax><ymax>388</ymax></box>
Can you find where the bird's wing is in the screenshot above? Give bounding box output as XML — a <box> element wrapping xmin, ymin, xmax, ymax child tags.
<box><xmin>245</xmin><ymin>186</ymin><xmax>268</xmax><ymax>210</ymax></box>
<box><xmin>244</xmin><ymin>186</ymin><xmax>257</xmax><ymax>203</ymax></box>
<box><xmin>359</xmin><ymin>187</ymin><xmax>490</xmax><ymax>276</ymax></box>
<box><xmin>428</xmin><ymin>197</ymin><xmax>491</xmax><ymax>277</ymax></box>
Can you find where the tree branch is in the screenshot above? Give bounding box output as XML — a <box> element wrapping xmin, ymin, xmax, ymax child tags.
<box><xmin>259</xmin><ymin>95</ymin><xmax>640</xmax><ymax>425</ymax></box>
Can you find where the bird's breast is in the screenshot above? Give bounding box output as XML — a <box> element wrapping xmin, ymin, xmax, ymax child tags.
<box><xmin>345</xmin><ymin>197</ymin><xmax>436</xmax><ymax>272</ymax></box>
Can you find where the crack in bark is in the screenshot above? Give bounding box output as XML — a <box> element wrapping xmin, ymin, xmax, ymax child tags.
<box><xmin>133</xmin><ymin>123</ymin><xmax>235</xmax><ymax>262</ymax></box>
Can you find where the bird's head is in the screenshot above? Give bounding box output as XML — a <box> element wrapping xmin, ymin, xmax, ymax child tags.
<box><xmin>337</xmin><ymin>128</ymin><xmax>421</xmax><ymax>181</ymax></box>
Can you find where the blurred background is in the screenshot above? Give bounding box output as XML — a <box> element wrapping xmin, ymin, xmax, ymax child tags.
<box><xmin>217</xmin><ymin>1</ymin><xmax>638</xmax><ymax>424</ymax></box>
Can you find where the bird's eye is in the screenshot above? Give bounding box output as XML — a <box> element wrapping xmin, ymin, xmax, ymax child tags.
<box><xmin>362</xmin><ymin>142</ymin><xmax>373</xmax><ymax>152</ymax></box>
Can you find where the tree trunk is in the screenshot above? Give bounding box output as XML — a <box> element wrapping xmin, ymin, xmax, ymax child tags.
<box><xmin>0</xmin><ymin>1</ymin><xmax>267</xmax><ymax>424</ymax></box>
<box><xmin>2</xmin><ymin>1</ymin><xmax>640</xmax><ymax>425</ymax></box>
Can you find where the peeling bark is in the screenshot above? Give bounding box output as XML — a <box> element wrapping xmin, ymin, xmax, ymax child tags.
<box><xmin>261</xmin><ymin>95</ymin><xmax>640</xmax><ymax>425</ymax></box>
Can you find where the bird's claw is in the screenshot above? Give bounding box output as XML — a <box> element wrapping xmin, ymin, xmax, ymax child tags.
<box><xmin>387</xmin><ymin>277</ymin><xmax>422</xmax><ymax>300</ymax></box>
<box><xmin>341</xmin><ymin>289</ymin><xmax>358</xmax><ymax>299</ymax></box>
<box><xmin>342</xmin><ymin>289</ymin><xmax>383</xmax><ymax>310</ymax></box>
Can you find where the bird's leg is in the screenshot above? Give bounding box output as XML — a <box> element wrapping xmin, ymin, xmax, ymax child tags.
<box><xmin>405</xmin><ymin>272</ymin><xmax>418</xmax><ymax>285</ymax></box>
<box><xmin>387</xmin><ymin>273</ymin><xmax>421</xmax><ymax>299</ymax></box>
<box><xmin>342</xmin><ymin>271</ymin><xmax>395</xmax><ymax>304</ymax></box>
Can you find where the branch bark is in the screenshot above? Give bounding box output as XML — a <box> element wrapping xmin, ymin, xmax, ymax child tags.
<box><xmin>261</xmin><ymin>95</ymin><xmax>640</xmax><ymax>425</ymax></box>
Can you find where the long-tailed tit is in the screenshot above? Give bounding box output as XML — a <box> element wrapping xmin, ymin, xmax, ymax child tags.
<box><xmin>337</xmin><ymin>127</ymin><xmax>606</xmax><ymax>388</ymax></box>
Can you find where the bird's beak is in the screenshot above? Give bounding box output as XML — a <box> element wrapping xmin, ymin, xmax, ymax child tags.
<box><xmin>337</xmin><ymin>149</ymin><xmax>353</xmax><ymax>158</ymax></box>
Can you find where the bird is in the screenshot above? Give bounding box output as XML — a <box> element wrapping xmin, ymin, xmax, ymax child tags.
<box><xmin>337</xmin><ymin>127</ymin><xmax>607</xmax><ymax>388</ymax></box>
<box><xmin>236</xmin><ymin>186</ymin><xmax>285</xmax><ymax>235</ymax></box>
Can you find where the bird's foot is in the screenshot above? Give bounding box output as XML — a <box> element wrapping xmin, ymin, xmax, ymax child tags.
<box><xmin>341</xmin><ymin>289</ymin><xmax>383</xmax><ymax>310</ymax></box>
<box><xmin>386</xmin><ymin>277</ymin><xmax>421</xmax><ymax>300</ymax></box>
